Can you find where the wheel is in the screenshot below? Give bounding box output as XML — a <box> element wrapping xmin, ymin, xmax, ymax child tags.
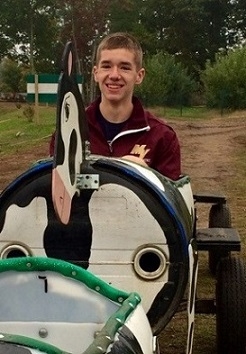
<box><xmin>208</xmin><ymin>203</ymin><xmax>231</xmax><ymax>274</ymax></box>
<box><xmin>216</xmin><ymin>256</ymin><xmax>246</xmax><ymax>354</ymax></box>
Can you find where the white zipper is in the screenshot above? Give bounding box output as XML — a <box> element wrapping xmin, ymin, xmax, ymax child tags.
<box><xmin>108</xmin><ymin>126</ymin><xmax>150</xmax><ymax>152</ymax></box>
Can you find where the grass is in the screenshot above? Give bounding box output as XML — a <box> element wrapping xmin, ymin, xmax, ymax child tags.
<box><xmin>0</xmin><ymin>102</ymin><xmax>56</xmax><ymax>155</ymax></box>
<box><xmin>151</xmin><ymin>105</ymin><xmax>216</xmax><ymax>120</ymax></box>
<box><xmin>0</xmin><ymin>102</ymin><xmax>213</xmax><ymax>156</ymax></box>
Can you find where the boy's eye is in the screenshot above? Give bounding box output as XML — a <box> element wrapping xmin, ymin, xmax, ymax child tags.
<box><xmin>101</xmin><ymin>64</ymin><xmax>111</xmax><ymax>69</ymax></box>
<box><xmin>121</xmin><ymin>66</ymin><xmax>131</xmax><ymax>70</ymax></box>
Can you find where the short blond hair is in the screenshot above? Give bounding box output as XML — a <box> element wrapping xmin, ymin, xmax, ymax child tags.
<box><xmin>96</xmin><ymin>32</ymin><xmax>143</xmax><ymax>70</ymax></box>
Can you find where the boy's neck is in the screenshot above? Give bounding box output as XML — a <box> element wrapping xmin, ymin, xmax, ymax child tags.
<box><xmin>99</xmin><ymin>99</ymin><xmax>133</xmax><ymax>123</ymax></box>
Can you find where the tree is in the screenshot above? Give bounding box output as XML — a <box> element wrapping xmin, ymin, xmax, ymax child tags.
<box><xmin>0</xmin><ymin>58</ymin><xmax>25</xmax><ymax>97</ymax></box>
<box><xmin>0</xmin><ymin>33</ymin><xmax>13</xmax><ymax>61</ymax></box>
<box><xmin>0</xmin><ymin>0</ymin><xmax>245</xmax><ymax>103</ymax></box>
<box><xmin>56</xmin><ymin>0</ymin><xmax>117</xmax><ymax>102</ymax></box>
<box><xmin>107</xmin><ymin>0</ymin><xmax>157</xmax><ymax>54</ymax></box>
<box><xmin>0</xmin><ymin>0</ymin><xmax>60</xmax><ymax>73</ymax></box>
<box><xmin>142</xmin><ymin>0</ymin><xmax>231</xmax><ymax>75</ymax></box>
<box><xmin>202</xmin><ymin>47</ymin><xmax>246</xmax><ymax>109</ymax></box>
<box><xmin>136</xmin><ymin>52</ymin><xmax>196</xmax><ymax>107</ymax></box>
<box><xmin>225</xmin><ymin>0</ymin><xmax>246</xmax><ymax>48</ymax></box>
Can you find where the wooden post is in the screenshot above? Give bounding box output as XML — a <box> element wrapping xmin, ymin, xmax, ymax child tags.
<box><xmin>34</xmin><ymin>74</ymin><xmax>40</xmax><ymax>124</ymax></box>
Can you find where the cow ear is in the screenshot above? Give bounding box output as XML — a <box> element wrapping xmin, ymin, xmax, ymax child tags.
<box><xmin>61</xmin><ymin>41</ymin><xmax>74</xmax><ymax>77</ymax></box>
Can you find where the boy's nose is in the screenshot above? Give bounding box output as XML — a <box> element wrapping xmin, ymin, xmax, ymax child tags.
<box><xmin>109</xmin><ymin>66</ymin><xmax>121</xmax><ymax>79</ymax></box>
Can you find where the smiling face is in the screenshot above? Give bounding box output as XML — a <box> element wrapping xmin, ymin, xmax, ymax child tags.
<box><xmin>93</xmin><ymin>48</ymin><xmax>145</xmax><ymax>105</ymax></box>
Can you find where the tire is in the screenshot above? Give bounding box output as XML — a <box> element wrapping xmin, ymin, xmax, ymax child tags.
<box><xmin>208</xmin><ymin>203</ymin><xmax>231</xmax><ymax>274</ymax></box>
<box><xmin>216</xmin><ymin>256</ymin><xmax>246</xmax><ymax>354</ymax></box>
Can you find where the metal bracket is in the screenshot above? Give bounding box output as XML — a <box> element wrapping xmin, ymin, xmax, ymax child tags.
<box><xmin>76</xmin><ymin>174</ymin><xmax>99</xmax><ymax>190</ymax></box>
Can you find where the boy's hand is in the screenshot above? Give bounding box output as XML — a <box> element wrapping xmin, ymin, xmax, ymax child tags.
<box><xmin>121</xmin><ymin>155</ymin><xmax>148</xmax><ymax>167</ymax></box>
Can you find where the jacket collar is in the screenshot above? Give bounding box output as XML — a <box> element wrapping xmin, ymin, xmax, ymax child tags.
<box><xmin>86</xmin><ymin>96</ymin><xmax>148</xmax><ymax>130</ymax></box>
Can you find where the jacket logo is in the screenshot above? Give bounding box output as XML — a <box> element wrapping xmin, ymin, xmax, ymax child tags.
<box><xmin>130</xmin><ymin>144</ymin><xmax>150</xmax><ymax>159</ymax></box>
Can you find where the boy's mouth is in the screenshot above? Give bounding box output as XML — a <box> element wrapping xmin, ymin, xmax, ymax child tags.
<box><xmin>106</xmin><ymin>84</ymin><xmax>123</xmax><ymax>89</ymax></box>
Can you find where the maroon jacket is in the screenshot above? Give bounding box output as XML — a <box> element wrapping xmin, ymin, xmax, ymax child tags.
<box><xmin>50</xmin><ymin>97</ymin><xmax>181</xmax><ymax>180</ymax></box>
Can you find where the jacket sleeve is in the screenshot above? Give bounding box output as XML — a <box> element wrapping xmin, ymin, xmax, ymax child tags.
<box><xmin>152</xmin><ymin>128</ymin><xmax>181</xmax><ymax>180</ymax></box>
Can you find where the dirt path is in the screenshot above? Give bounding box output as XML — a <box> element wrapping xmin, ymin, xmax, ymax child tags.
<box><xmin>177</xmin><ymin>116</ymin><xmax>244</xmax><ymax>188</ymax></box>
<box><xmin>173</xmin><ymin>115</ymin><xmax>246</xmax><ymax>229</ymax></box>
<box><xmin>0</xmin><ymin>140</ymin><xmax>50</xmax><ymax>192</ymax></box>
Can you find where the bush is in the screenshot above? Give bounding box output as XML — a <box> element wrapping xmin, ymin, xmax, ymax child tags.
<box><xmin>23</xmin><ymin>104</ymin><xmax>34</xmax><ymax>122</ymax></box>
<box><xmin>202</xmin><ymin>47</ymin><xmax>246</xmax><ymax>109</ymax></box>
<box><xmin>135</xmin><ymin>52</ymin><xmax>196</xmax><ymax>107</ymax></box>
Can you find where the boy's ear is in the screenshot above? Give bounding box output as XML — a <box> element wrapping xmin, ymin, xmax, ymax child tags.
<box><xmin>93</xmin><ymin>66</ymin><xmax>98</xmax><ymax>82</ymax></box>
<box><xmin>135</xmin><ymin>68</ymin><xmax>145</xmax><ymax>85</ymax></box>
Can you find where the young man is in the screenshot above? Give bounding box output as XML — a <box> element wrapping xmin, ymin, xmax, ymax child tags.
<box><xmin>51</xmin><ymin>32</ymin><xmax>181</xmax><ymax>180</ymax></box>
